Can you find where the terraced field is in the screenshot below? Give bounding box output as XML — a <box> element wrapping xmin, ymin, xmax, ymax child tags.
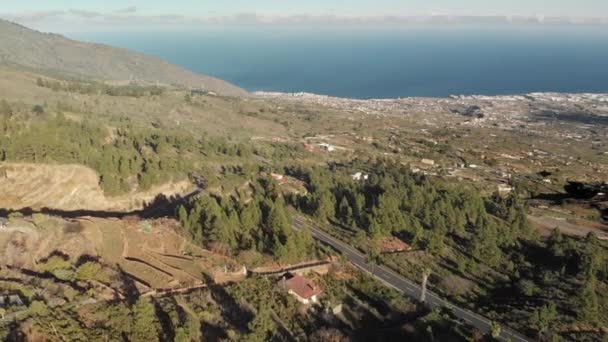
<box><xmin>0</xmin><ymin>215</ymin><xmax>245</xmax><ymax>291</ymax></box>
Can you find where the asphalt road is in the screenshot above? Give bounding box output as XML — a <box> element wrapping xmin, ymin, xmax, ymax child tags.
<box><xmin>292</xmin><ymin>216</ymin><xmax>530</xmax><ymax>342</ymax></box>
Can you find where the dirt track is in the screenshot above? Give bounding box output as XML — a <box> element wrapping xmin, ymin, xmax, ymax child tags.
<box><xmin>528</xmin><ymin>214</ymin><xmax>608</xmax><ymax>239</ymax></box>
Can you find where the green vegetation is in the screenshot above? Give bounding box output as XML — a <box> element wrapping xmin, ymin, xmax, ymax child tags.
<box><xmin>5</xmin><ymin>297</ymin><xmax>162</xmax><ymax>341</ymax></box>
<box><xmin>288</xmin><ymin>159</ymin><xmax>532</xmax><ymax>256</ymax></box>
<box><xmin>132</xmin><ymin>298</ymin><xmax>162</xmax><ymax>341</ymax></box>
<box><xmin>179</xmin><ymin>177</ymin><xmax>314</xmax><ymax>263</ymax></box>
<box><xmin>38</xmin><ymin>256</ymin><xmax>109</xmax><ymax>283</ymax></box>
<box><xmin>37</xmin><ymin>78</ymin><xmax>165</xmax><ymax>98</ymax></box>
<box><xmin>0</xmin><ymin>103</ymin><xmax>252</xmax><ymax>195</ymax></box>
<box><xmin>226</xmin><ymin>270</ymin><xmax>472</xmax><ymax>341</ymax></box>
<box><xmin>1</xmin><ymin>267</ymin><xmax>472</xmax><ymax>341</ymax></box>
<box><xmin>283</xmin><ymin>159</ymin><xmax>608</xmax><ymax>340</ymax></box>
<box><xmin>0</xmin><ymin>41</ymin><xmax>606</xmax><ymax>341</ymax></box>
<box><xmin>75</xmin><ymin>262</ymin><xmax>108</xmax><ymax>282</ymax></box>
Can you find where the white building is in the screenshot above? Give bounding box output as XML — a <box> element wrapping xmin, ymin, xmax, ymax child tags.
<box><xmin>270</xmin><ymin>173</ymin><xmax>284</xmax><ymax>181</ymax></box>
<box><xmin>281</xmin><ymin>274</ymin><xmax>322</xmax><ymax>305</ymax></box>
<box><xmin>319</xmin><ymin>143</ymin><xmax>336</xmax><ymax>152</ymax></box>
<box><xmin>351</xmin><ymin>172</ymin><xmax>369</xmax><ymax>181</ymax></box>
<box><xmin>498</xmin><ymin>184</ymin><xmax>514</xmax><ymax>193</ymax></box>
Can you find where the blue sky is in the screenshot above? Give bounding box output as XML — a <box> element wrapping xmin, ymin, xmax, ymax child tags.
<box><xmin>2</xmin><ymin>0</ymin><xmax>607</xmax><ymax>32</ymax></box>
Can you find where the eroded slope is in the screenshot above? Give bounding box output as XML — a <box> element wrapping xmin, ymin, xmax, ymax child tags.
<box><xmin>0</xmin><ymin>163</ymin><xmax>191</xmax><ymax>212</ymax></box>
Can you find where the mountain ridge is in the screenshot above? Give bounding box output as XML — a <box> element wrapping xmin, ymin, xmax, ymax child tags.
<box><xmin>0</xmin><ymin>19</ymin><xmax>248</xmax><ymax>96</ymax></box>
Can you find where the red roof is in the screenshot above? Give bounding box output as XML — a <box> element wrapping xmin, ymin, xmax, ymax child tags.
<box><xmin>284</xmin><ymin>275</ymin><xmax>322</xmax><ymax>299</ymax></box>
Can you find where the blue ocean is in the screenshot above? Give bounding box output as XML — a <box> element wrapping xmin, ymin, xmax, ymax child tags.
<box><xmin>69</xmin><ymin>25</ymin><xmax>608</xmax><ymax>99</ymax></box>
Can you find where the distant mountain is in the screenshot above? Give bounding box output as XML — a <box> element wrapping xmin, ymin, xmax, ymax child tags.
<box><xmin>0</xmin><ymin>19</ymin><xmax>247</xmax><ymax>96</ymax></box>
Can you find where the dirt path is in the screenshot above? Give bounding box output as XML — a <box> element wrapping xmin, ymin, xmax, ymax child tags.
<box><xmin>0</xmin><ymin>226</ymin><xmax>39</xmax><ymax>238</ymax></box>
<box><xmin>528</xmin><ymin>215</ymin><xmax>608</xmax><ymax>239</ymax></box>
<box><xmin>120</xmin><ymin>227</ymin><xmax>129</xmax><ymax>258</ymax></box>
<box><xmin>142</xmin><ymin>283</ymin><xmax>207</xmax><ymax>298</ymax></box>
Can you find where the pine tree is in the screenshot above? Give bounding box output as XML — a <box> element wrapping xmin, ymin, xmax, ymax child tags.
<box><xmin>132</xmin><ymin>298</ymin><xmax>160</xmax><ymax>341</ymax></box>
<box><xmin>239</xmin><ymin>202</ymin><xmax>262</xmax><ymax>250</ymax></box>
<box><xmin>178</xmin><ymin>205</ymin><xmax>189</xmax><ymax>230</ymax></box>
<box><xmin>267</xmin><ymin>199</ymin><xmax>291</xmax><ymax>236</ymax></box>
<box><xmin>247</xmin><ymin>303</ymin><xmax>276</xmax><ymax>342</ymax></box>
<box><xmin>205</xmin><ymin>199</ymin><xmax>236</xmax><ymax>250</ymax></box>
<box><xmin>353</xmin><ymin>192</ymin><xmax>366</xmax><ymax>225</ymax></box>
<box><xmin>580</xmin><ymin>233</ymin><xmax>602</xmax><ymax>277</ymax></box>
<box><xmin>174</xmin><ymin>328</ymin><xmax>190</xmax><ymax>342</ymax></box>
<box><xmin>338</xmin><ymin>196</ymin><xmax>353</xmax><ymax>226</ymax></box>
<box><xmin>531</xmin><ymin>302</ymin><xmax>557</xmax><ymax>336</ymax></box>
<box><xmin>548</xmin><ymin>229</ymin><xmax>565</xmax><ymax>257</ymax></box>
<box><xmin>425</xmin><ymin>229</ymin><xmax>445</xmax><ymax>255</ymax></box>
<box><xmin>373</xmin><ymin>193</ymin><xmax>405</xmax><ymax>235</ymax></box>
<box><xmin>367</xmin><ymin>219</ymin><xmax>383</xmax><ymax>240</ymax></box>
<box><xmin>471</xmin><ymin>215</ymin><xmax>502</xmax><ymax>267</ymax></box>
<box><xmin>577</xmin><ymin>275</ymin><xmax>599</xmax><ymax>323</ymax></box>
<box><xmin>409</xmin><ymin>217</ymin><xmax>425</xmax><ymax>247</ymax></box>
<box><xmin>313</xmin><ymin>190</ymin><xmax>335</xmax><ymax>221</ymax></box>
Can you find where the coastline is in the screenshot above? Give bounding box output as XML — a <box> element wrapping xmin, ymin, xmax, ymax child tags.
<box><xmin>254</xmin><ymin>90</ymin><xmax>608</xmax><ymax>102</ymax></box>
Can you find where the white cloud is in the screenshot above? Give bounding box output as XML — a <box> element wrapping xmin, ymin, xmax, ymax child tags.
<box><xmin>69</xmin><ymin>9</ymin><xmax>102</xmax><ymax>18</ymax></box>
<box><xmin>2</xmin><ymin>9</ymin><xmax>607</xmax><ymax>32</ymax></box>
<box><xmin>115</xmin><ymin>6</ymin><xmax>137</xmax><ymax>15</ymax></box>
<box><xmin>3</xmin><ymin>10</ymin><xmax>64</xmax><ymax>22</ymax></box>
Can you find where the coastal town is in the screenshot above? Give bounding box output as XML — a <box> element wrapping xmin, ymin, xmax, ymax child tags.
<box><xmin>1</xmin><ymin>4</ymin><xmax>608</xmax><ymax>339</ymax></box>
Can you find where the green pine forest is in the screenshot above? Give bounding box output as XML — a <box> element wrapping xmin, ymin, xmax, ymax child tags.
<box><xmin>0</xmin><ymin>98</ymin><xmax>251</xmax><ymax>195</ymax></box>
<box><xmin>1</xmin><ymin>78</ymin><xmax>607</xmax><ymax>340</ymax></box>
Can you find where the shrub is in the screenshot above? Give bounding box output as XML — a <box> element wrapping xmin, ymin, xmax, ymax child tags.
<box><xmin>75</xmin><ymin>262</ymin><xmax>104</xmax><ymax>282</ymax></box>
<box><xmin>32</xmin><ymin>105</ymin><xmax>45</xmax><ymax>115</ymax></box>
<box><xmin>0</xmin><ymin>100</ymin><xmax>12</xmax><ymax>116</ymax></box>
<box><xmin>40</xmin><ymin>255</ymin><xmax>71</xmax><ymax>273</ymax></box>
<box><xmin>517</xmin><ymin>279</ymin><xmax>537</xmax><ymax>297</ymax></box>
<box><xmin>29</xmin><ymin>301</ymin><xmax>50</xmax><ymax>317</ymax></box>
<box><xmin>53</xmin><ymin>269</ymin><xmax>74</xmax><ymax>281</ymax></box>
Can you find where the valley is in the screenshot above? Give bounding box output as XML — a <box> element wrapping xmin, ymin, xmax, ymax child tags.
<box><xmin>1</xmin><ymin>18</ymin><xmax>608</xmax><ymax>342</ymax></box>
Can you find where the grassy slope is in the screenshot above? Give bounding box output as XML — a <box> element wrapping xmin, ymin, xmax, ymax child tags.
<box><xmin>0</xmin><ymin>19</ymin><xmax>247</xmax><ymax>97</ymax></box>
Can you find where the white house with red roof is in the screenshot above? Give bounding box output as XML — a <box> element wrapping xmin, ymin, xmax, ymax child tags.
<box><xmin>281</xmin><ymin>274</ymin><xmax>322</xmax><ymax>305</ymax></box>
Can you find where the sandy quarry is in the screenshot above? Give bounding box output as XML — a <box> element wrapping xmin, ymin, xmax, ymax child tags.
<box><xmin>0</xmin><ymin>162</ymin><xmax>192</xmax><ymax>212</ymax></box>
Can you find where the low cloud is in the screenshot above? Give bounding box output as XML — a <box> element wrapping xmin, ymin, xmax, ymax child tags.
<box><xmin>2</xmin><ymin>9</ymin><xmax>607</xmax><ymax>32</ymax></box>
<box><xmin>4</xmin><ymin>10</ymin><xmax>64</xmax><ymax>22</ymax></box>
<box><xmin>69</xmin><ymin>9</ymin><xmax>102</xmax><ymax>18</ymax></box>
<box><xmin>115</xmin><ymin>6</ymin><xmax>137</xmax><ymax>15</ymax></box>
<box><xmin>150</xmin><ymin>14</ymin><xmax>185</xmax><ymax>21</ymax></box>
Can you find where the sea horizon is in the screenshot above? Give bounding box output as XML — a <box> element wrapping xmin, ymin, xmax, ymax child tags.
<box><xmin>68</xmin><ymin>25</ymin><xmax>608</xmax><ymax>99</ymax></box>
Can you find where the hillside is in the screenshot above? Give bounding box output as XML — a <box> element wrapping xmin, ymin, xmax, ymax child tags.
<box><xmin>1</xmin><ymin>21</ymin><xmax>608</xmax><ymax>340</ymax></box>
<box><xmin>0</xmin><ymin>19</ymin><xmax>247</xmax><ymax>96</ymax></box>
<box><xmin>0</xmin><ymin>163</ymin><xmax>191</xmax><ymax>212</ymax></box>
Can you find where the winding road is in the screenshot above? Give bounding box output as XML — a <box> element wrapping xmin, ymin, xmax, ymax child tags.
<box><xmin>292</xmin><ymin>215</ymin><xmax>530</xmax><ymax>342</ymax></box>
